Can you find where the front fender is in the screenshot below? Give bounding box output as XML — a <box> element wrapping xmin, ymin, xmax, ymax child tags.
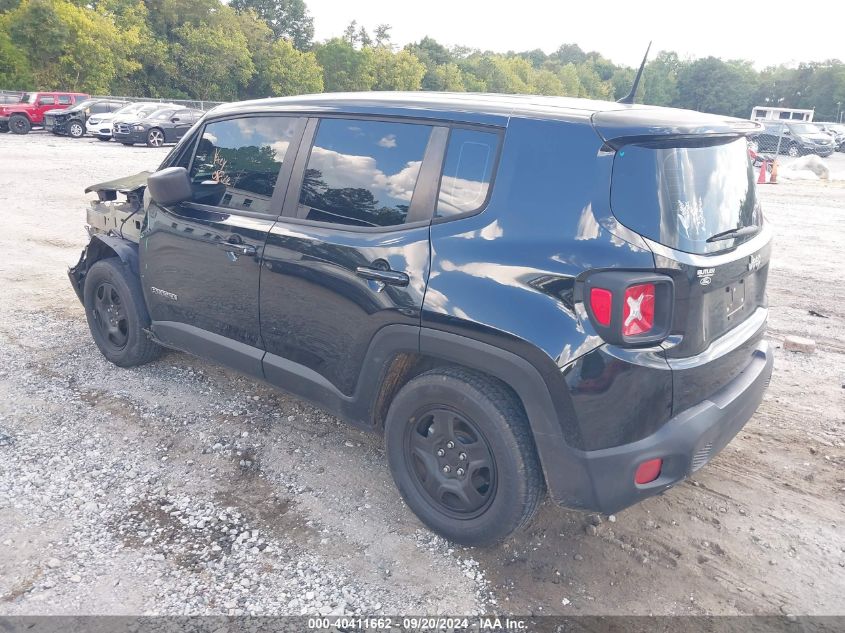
<box><xmin>68</xmin><ymin>234</ymin><xmax>140</xmax><ymax>303</ymax></box>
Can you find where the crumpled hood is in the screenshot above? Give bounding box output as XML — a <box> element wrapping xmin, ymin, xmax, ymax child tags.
<box><xmin>85</xmin><ymin>171</ymin><xmax>151</xmax><ymax>195</ymax></box>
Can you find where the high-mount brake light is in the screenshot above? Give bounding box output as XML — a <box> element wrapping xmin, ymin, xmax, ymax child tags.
<box><xmin>622</xmin><ymin>283</ymin><xmax>655</xmax><ymax>337</ymax></box>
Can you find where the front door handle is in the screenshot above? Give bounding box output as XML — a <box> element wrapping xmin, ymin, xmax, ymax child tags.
<box><xmin>219</xmin><ymin>242</ymin><xmax>256</xmax><ymax>257</ymax></box>
<box><xmin>356</xmin><ymin>266</ymin><xmax>410</xmax><ymax>287</ymax></box>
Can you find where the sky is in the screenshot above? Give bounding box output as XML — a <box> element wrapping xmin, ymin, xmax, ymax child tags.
<box><xmin>306</xmin><ymin>0</ymin><xmax>842</xmax><ymax>69</ymax></box>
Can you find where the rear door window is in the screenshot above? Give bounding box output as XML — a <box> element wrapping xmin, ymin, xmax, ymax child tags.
<box><xmin>39</xmin><ymin>96</ymin><xmax>56</xmax><ymax>106</ymax></box>
<box><xmin>188</xmin><ymin>116</ymin><xmax>299</xmax><ymax>214</ymax></box>
<box><xmin>436</xmin><ymin>128</ymin><xmax>500</xmax><ymax>218</ymax></box>
<box><xmin>297</xmin><ymin>118</ymin><xmax>433</xmax><ymax>228</ymax></box>
<box><xmin>57</xmin><ymin>95</ymin><xmax>72</xmax><ymax>105</ymax></box>
<box><xmin>610</xmin><ymin>138</ymin><xmax>762</xmax><ymax>254</ymax></box>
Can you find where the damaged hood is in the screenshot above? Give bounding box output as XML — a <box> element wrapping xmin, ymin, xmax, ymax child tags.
<box><xmin>85</xmin><ymin>171</ymin><xmax>151</xmax><ymax>195</ymax></box>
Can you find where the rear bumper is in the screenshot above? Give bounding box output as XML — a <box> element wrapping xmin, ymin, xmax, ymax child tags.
<box><xmin>548</xmin><ymin>339</ymin><xmax>773</xmax><ymax>514</ymax></box>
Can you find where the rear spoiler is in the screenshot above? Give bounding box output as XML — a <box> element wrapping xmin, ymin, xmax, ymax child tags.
<box><xmin>592</xmin><ymin>107</ymin><xmax>763</xmax><ymax>150</ymax></box>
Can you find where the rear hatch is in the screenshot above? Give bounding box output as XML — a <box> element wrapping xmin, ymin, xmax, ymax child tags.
<box><xmin>594</xmin><ymin>108</ymin><xmax>771</xmax><ymax>412</ymax></box>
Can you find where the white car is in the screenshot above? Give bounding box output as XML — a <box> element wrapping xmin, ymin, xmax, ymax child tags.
<box><xmin>87</xmin><ymin>102</ymin><xmax>178</xmax><ymax>140</ymax></box>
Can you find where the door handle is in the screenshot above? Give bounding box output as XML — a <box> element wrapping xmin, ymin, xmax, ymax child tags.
<box><xmin>219</xmin><ymin>242</ymin><xmax>256</xmax><ymax>257</ymax></box>
<box><xmin>356</xmin><ymin>266</ymin><xmax>410</xmax><ymax>287</ymax></box>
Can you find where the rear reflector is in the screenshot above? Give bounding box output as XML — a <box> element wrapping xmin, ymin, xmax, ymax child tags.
<box><xmin>589</xmin><ymin>288</ymin><xmax>613</xmax><ymax>326</ymax></box>
<box><xmin>622</xmin><ymin>283</ymin><xmax>655</xmax><ymax>337</ymax></box>
<box><xmin>635</xmin><ymin>458</ymin><xmax>662</xmax><ymax>484</ymax></box>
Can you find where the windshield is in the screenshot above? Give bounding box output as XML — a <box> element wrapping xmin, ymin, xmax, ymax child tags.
<box><xmin>70</xmin><ymin>99</ymin><xmax>98</xmax><ymax>111</ymax></box>
<box><xmin>151</xmin><ymin>109</ymin><xmax>175</xmax><ymax>120</ymax></box>
<box><xmin>791</xmin><ymin>123</ymin><xmax>821</xmax><ymax>135</ymax></box>
<box><xmin>611</xmin><ymin>138</ymin><xmax>762</xmax><ymax>255</ymax></box>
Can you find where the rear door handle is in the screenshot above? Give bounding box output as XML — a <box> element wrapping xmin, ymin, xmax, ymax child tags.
<box><xmin>355</xmin><ymin>266</ymin><xmax>410</xmax><ymax>287</ymax></box>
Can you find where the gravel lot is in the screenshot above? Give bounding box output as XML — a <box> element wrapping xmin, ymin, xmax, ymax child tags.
<box><xmin>0</xmin><ymin>131</ymin><xmax>843</xmax><ymax>616</ymax></box>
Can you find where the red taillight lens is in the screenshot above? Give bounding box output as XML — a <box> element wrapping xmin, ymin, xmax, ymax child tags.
<box><xmin>622</xmin><ymin>283</ymin><xmax>655</xmax><ymax>336</ymax></box>
<box><xmin>589</xmin><ymin>288</ymin><xmax>613</xmax><ymax>327</ymax></box>
<box><xmin>635</xmin><ymin>458</ymin><xmax>663</xmax><ymax>484</ymax></box>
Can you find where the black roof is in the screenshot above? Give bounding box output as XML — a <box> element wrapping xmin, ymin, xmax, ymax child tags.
<box><xmin>207</xmin><ymin>91</ymin><xmax>762</xmax><ymax>139</ymax></box>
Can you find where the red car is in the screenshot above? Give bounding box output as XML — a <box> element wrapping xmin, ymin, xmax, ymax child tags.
<box><xmin>0</xmin><ymin>91</ymin><xmax>89</xmax><ymax>134</ymax></box>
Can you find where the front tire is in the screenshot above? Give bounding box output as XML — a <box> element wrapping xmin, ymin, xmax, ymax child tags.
<box><xmin>384</xmin><ymin>367</ymin><xmax>544</xmax><ymax>546</ymax></box>
<box><xmin>9</xmin><ymin>114</ymin><xmax>31</xmax><ymax>134</ymax></box>
<box><xmin>68</xmin><ymin>121</ymin><xmax>85</xmax><ymax>138</ymax></box>
<box><xmin>146</xmin><ymin>128</ymin><xmax>165</xmax><ymax>147</ymax></box>
<box><xmin>83</xmin><ymin>258</ymin><xmax>161</xmax><ymax>367</ymax></box>
<box><xmin>787</xmin><ymin>143</ymin><xmax>801</xmax><ymax>157</ymax></box>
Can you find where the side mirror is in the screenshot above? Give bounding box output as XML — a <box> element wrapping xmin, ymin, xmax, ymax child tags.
<box><xmin>171</xmin><ymin>117</ymin><xmax>180</xmax><ymax>122</ymax></box>
<box><xmin>147</xmin><ymin>167</ymin><xmax>192</xmax><ymax>206</ymax></box>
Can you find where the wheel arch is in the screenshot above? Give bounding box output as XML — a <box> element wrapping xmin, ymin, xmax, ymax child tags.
<box><xmin>354</xmin><ymin>326</ymin><xmax>589</xmax><ymax>502</ymax></box>
<box><xmin>68</xmin><ymin>234</ymin><xmax>140</xmax><ymax>303</ymax></box>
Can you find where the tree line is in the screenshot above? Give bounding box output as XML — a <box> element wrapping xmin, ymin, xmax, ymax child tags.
<box><xmin>1</xmin><ymin>0</ymin><xmax>844</xmax><ymax>121</ymax></box>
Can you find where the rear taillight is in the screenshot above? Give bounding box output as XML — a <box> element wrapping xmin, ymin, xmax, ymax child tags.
<box><xmin>582</xmin><ymin>272</ymin><xmax>673</xmax><ymax>347</ymax></box>
<box><xmin>589</xmin><ymin>288</ymin><xmax>613</xmax><ymax>327</ymax></box>
<box><xmin>622</xmin><ymin>283</ymin><xmax>655</xmax><ymax>336</ymax></box>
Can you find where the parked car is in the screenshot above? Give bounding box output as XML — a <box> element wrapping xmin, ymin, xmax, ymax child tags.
<box><xmin>815</xmin><ymin>122</ymin><xmax>845</xmax><ymax>151</ymax></box>
<box><xmin>0</xmin><ymin>91</ymin><xmax>88</xmax><ymax>134</ymax></box>
<box><xmin>44</xmin><ymin>99</ymin><xmax>128</xmax><ymax>138</ymax></box>
<box><xmin>69</xmin><ymin>93</ymin><xmax>773</xmax><ymax>546</ymax></box>
<box><xmin>111</xmin><ymin>107</ymin><xmax>203</xmax><ymax>147</ymax></box>
<box><xmin>748</xmin><ymin>120</ymin><xmax>836</xmax><ymax>157</ymax></box>
<box><xmin>87</xmin><ymin>102</ymin><xmax>174</xmax><ymax>141</ymax></box>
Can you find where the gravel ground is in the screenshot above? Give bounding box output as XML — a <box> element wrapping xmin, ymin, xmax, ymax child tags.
<box><xmin>0</xmin><ymin>131</ymin><xmax>843</xmax><ymax>616</ymax></box>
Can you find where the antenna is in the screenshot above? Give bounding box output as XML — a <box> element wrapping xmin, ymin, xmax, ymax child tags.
<box><xmin>617</xmin><ymin>41</ymin><xmax>652</xmax><ymax>105</ymax></box>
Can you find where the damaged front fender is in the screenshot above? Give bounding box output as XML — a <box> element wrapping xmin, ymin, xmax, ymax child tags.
<box><xmin>68</xmin><ymin>234</ymin><xmax>140</xmax><ymax>304</ymax></box>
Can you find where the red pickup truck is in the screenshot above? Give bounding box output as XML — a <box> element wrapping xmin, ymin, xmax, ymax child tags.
<box><xmin>0</xmin><ymin>91</ymin><xmax>89</xmax><ymax>134</ymax></box>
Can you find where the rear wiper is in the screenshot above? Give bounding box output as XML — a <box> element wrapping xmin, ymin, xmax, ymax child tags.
<box><xmin>705</xmin><ymin>225</ymin><xmax>760</xmax><ymax>243</ymax></box>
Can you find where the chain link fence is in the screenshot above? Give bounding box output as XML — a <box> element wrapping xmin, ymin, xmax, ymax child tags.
<box><xmin>0</xmin><ymin>89</ymin><xmax>225</xmax><ymax>110</ymax></box>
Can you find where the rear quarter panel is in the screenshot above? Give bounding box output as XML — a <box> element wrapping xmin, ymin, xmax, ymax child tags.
<box><xmin>424</xmin><ymin>116</ymin><xmax>668</xmax><ymax>448</ymax></box>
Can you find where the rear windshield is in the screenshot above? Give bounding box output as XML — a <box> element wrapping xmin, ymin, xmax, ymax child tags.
<box><xmin>610</xmin><ymin>138</ymin><xmax>762</xmax><ymax>254</ymax></box>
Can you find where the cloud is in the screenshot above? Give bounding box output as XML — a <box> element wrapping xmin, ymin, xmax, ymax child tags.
<box><xmin>307</xmin><ymin>146</ymin><xmax>420</xmax><ymax>202</ymax></box>
<box><xmin>437</xmin><ymin>174</ymin><xmax>490</xmax><ymax>214</ymax></box>
<box><xmin>378</xmin><ymin>134</ymin><xmax>397</xmax><ymax>148</ymax></box>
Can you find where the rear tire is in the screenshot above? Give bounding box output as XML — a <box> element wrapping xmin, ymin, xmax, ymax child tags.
<box><xmin>384</xmin><ymin>367</ymin><xmax>544</xmax><ymax>546</ymax></box>
<box><xmin>9</xmin><ymin>114</ymin><xmax>31</xmax><ymax>134</ymax></box>
<box><xmin>83</xmin><ymin>258</ymin><xmax>161</xmax><ymax>367</ymax></box>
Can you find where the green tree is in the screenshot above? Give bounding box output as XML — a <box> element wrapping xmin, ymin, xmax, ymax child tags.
<box><xmin>373</xmin><ymin>24</ymin><xmax>391</xmax><ymax>48</ymax></box>
<box><xmin>372</xmin><ymin>47</ymin><xmax>425</xmax><ymax>91</ymax></box>
<box><xmin>675</xmin><ymin>56</ymin><xmax>760</xmax><ymax>117</ymax></box>
<box><xmin>173</xmin><ymin>18</ymin><xmax>254</xmax><ymax>100</ymax></box>
<box><xmin>642</xmin><ymin>51</ymin><xmax>681</xmax><ymax>106</ymax></box>
<box><xmin>426</xmin><ymin>62</ymin><xmax>465</xmax><ymax>91</ymax></box>
<box><xmin>4</xmin><ymin>0</ymin><xmax>140</xmax><ymax>93</ymax></box>
<box><xmin>0</xmin><ymin>25</ymin><xmax>33</xmax><ymax>87</ymax></box>
<box><xmin>260</xmin><ymin>38</ymin><xmax>323</xmax><ymax>96</ymax></box>
<box><xmin>229</xmin><ymin>0</ymin><xmax>313</xmax><ymax>49</ymax></box>
<box><xmin>315</xmin><ymin>38</ymin><xmax>375</xmax><ymax>92</ymax></box>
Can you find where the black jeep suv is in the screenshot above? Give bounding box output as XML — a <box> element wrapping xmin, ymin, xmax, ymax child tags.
<box><xmin>69</xmin><ymin>93</ymin><xmax>773</xmax><ymax>546</ymax></box>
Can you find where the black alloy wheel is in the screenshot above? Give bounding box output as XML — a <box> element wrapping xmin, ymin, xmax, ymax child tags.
<box><xmin>91</xmin><ymin>281</ymin><xmax>129</xmax><ymax>350</ymax></box>
<box><xmin>405</xmin><ymin>406</ymin><xmax>497</xmax><ymax>519</ymax></box>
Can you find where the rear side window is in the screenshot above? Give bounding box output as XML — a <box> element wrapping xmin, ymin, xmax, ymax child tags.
<box><xmin>188</xmin><ymin>116</ymin><xmax>299</xmax><ymax>213</ymax></box>
<box><xmin>298</xmin><ymin>118</ymin><xmax>432</xmax><ymax>228</ymax></box>
<box><xmin>436</xmin><ymin>128</ymin><xmax>499</xmax><ymax>218</ymax></box>
<box><xmin>611</xmin><ymin>138</ymin><xmax>762</xmax><ymax>255</ymax></box>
